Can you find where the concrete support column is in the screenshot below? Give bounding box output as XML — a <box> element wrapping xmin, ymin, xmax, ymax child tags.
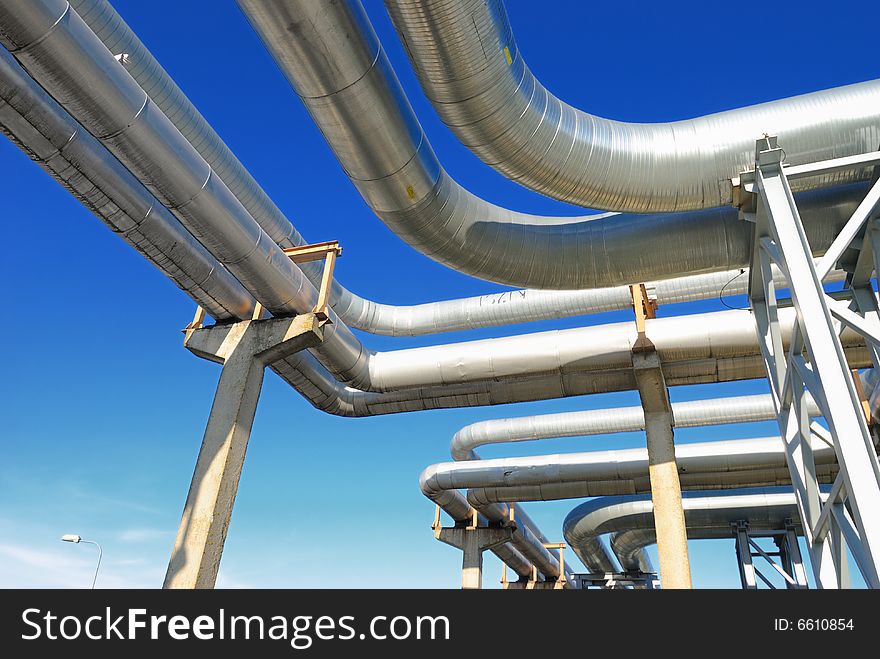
<box><xmin>633</xmin><ymin>350</ymin><xmax>692</xmax><ymax>589</ymax></box>
<box><xmin>164</xmin><ymin>314</ymin><xmax>323</xmax><ymax>589</ymax></box>
<box><xmin>436</xmin><ymin>527</ymin><xmax>514</xmax><ymax>589</ymax></box>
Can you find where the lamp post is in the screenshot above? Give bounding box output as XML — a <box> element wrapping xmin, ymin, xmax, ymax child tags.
<box><xmin>61</xmin><ymin>534</ymin><xmax>102</xmax><ymax>589</ymax></box>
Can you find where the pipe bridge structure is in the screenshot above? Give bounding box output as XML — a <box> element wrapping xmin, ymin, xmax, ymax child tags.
<box><xmin>2</xmin><ymin>0</ymin><xmax>880</xmax><ymax>589</ymax></box>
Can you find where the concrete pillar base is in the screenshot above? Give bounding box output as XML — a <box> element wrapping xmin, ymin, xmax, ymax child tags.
<box><xmin>164</xmin><ymin>314</ymin><xmax>323</xmax><ymax>589</ymax></box>
<box><xmin>633</xmin><ymin>350</ymin><xmax>693</xmax><ymax>589</ymax></box>
<box><xmin>436</xmin><ymin>526</ymin><xmax>514</xmax><ymax>589</ymax></box>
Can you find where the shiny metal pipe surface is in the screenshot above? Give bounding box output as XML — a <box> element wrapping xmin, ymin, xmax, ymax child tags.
<box><xmin>415</xmin><ymin>435</ymin><xmax>836</xmax><ymax>505</ymax></box>
<box><xmin>10</xmin><ymin>3</ymin><xmax>855</xmax><ymax>400</ymax></box>
<box><xmin>385</xmin><ymin>0</ymin><xmax>880</xmax><ymax>212</ymax></box>
<box><xmin>451</xmin><ymin>392</ymin><xmax>821</xmax><ymax>461</ymax></box>
<box><xmin>565</xmin><ymin>487</ymin><xmax>811</xmax><ymax>574</ymax></box>
<box><xmin>237</xmin><ymin>0</ymin><xmax>872</xmax><ymax>289</ymax></box>
<box><xmin>0</xmin><ymin>45</ymin><xmax>253</xmax><ymax>321</ymax></box>
<box><xmin>272</xmin><ymin>340</ymin><xmax>870</xmax><ymax>417</ymax></box>
<box><xmin>71</xmin><ymin>0</ymin><xmax>850</xmax><ymax>331</ymax></box>
<box><xmin>67</xmin><ymin>0</ymin><xmax>611</xmax><ymax>336</ymax></box>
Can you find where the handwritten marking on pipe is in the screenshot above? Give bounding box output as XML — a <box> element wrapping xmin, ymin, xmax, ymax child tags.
<box><xmin>503</xmin><ymin>46</ymin><xmax>512</xmax><ymax>65</ymax></box>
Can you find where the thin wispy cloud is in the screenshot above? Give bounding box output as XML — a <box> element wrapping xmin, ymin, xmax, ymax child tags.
<box><xmin>118</xmin><ymin>527</ymin><xmax>172</xmax><ymax>543</ymax></box>
<box><xmin>0</xmin><ymin>541</ymin><xmax>163</xmax><ymax>589</ymax></box>
<box><xmin>66</xmin><ymin>484</ymin><xmax>164</xmax><ymax>516</ymax></box>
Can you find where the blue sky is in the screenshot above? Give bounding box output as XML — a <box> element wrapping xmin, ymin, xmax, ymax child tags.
<box><xmin>1</xmin><ymin>0</ymin><xmax>878</xmax><ymax>588</ymax></box>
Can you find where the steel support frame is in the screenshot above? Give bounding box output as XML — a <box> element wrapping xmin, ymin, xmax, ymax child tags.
<box><xmin>573</xmin><ymin>572</ymin><xmax>658</xmax><ymax>590</ymax></box>
<box><xmin>745</xmin><ymin>137</ymin><xmax>880</xmax><ymax>588</ymax></box>
<box><xmin>733</xmin><ymin>520</ymin><xmax>808</xmax><ymax>589</ymax></box>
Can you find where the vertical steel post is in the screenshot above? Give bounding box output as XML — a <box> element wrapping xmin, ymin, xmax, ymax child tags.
<box><xmin>745</xmin><ymin>138</ymin><xmax>880</xmax><ymax>588</ymax></box>
<box><xmin>734</xmin><ymin>522</ymin><xmax>758</xmax><ymax>589</ymax></box>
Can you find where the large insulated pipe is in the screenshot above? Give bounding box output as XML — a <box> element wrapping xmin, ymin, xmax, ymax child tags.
<box><xmin>273</xmin><ymin>337</ymin><xmax>871</xmax><ymax>418</ymax></box>
<box><xmin>63</xmin><ymin>0</ymin><xmax>685</xmax><ymax>337</ymax></box>
<box><xmin>470</xmin><ymin>465</ymin><xmax>833</xmax><ymax>505</ymax></box>
<box><xmin>420</xmin><ymin>465</ymin><xmax>570</xmax><ymax>582</ymax></box>
<box><xmin>0</xmin><ymin>23</ymin><xmax>769</xmax><ymax>420</ymax></box>
<box><xmin>565</xmin><ymin>488</ymin><xmax>810</xmax><ymax>575</ymax></box>
<box><xmin>345</xmin><ymin>306</ymin><xmax>865</xmax><ymax>393</ymax></box>
<box><xmin>66</xmin><ymin>0</ymin><xmax>301</xmax><ymax>251</ymax></box>
<box><xmin>384</xmin><ymin>0</ymin><xmax>880</xmax><ymax>213</ymax></box>
<box><xmin>0</xmin><ymin>32</ymin><xmax>557</xmax><ymax>571</ymax></box>
<box><xmin>70</xmin><ymin>0</ymin><xmax>850</xmax><ymax>333</ymax></box>
<box><xmin>0</xmin><ymin>1</ymin><xmax>393</xmax><ymax>392</ymax></box>
<box><xmin>7</xmin><ymin>46</ymin><xmax>867</xmax><ymax>417</ymax></box>
<box><xmin>329</xmin><ymin>265</ymin><xmax>836</xmax><ymax>337</ymax></box>
<box><xmin>0</xmin><ymin>1</ymin><xmax>327</xmax><ymax>318</ymax></box>
<box><xmin>12</xmin><ymin>4</ymin><xmax>819</xmax><ymax>338</ymax></box>
<box><xmin>229</xmin><ymin>302</ymin><xmax>869</xmax><ymax>394</ymax></box>
<box><xmin>451</xmin><ymin>393</ymin><xmax>822</xmax><ymax>461</ymax></box>
<box><xmin>421</xmin><ymin>436</ymin><xmax>832</xmax><ymax>577</ymax></box>
<box><xmin>415</xmin><ymin>435</ymin><xmax>839</xmax><ymax>506</ymax></box>
<box><xmin>439</xmin><ymin>390</ymin><xmax>822</xmax><ymax>577</ymax></box>
<box><xmin>236</xmin><ymin>0</ymin><xmax>871</xmax><ymax>290</ymax></box>
<box><xmin>0</xmin><ymin>0</ymin><xmax>866</xmax><ymax>404</ymax></box>
<box><xmin>0</xmin><ymin>46</ymin><xmax>254</xmax><ymax>321</ymax></box>
<box><xmin>1</xmin><ymin>4</ymin><xmax>871</xmax><ymax>402</ymax></box>
<box><xmin>610</xmin><ymin>532</ymin><xmax>655</xmax><ymax>575</ymax></box>
<box><xmin>7</xmin><ymin>4</ymin><xmax>857</xmax><ymax>398</ymax></box>
<box><xmin>441</xmin><ymin>389</ymin><xmax>819</xmax><ymax>578</ymax></box>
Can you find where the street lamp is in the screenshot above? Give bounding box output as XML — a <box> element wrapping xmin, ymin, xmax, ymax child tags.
<box><xmin>61</xmin><ymin>534</ymin><xmax>102</xmax><ymax>589</ymax></box>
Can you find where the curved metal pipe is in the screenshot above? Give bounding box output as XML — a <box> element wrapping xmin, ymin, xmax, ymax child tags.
<box><xmin>274</xmin><ymin>337</ymin><xmax>870</xmax><ymax>417</ymax></box>
<box><xmin>565</xmin><ymin>488</ymin><xmax>811</xmax><ymax>575</ymax></box>
<box><xmin>0</xmin><ymin>10</ymin><xmax>864</xmax><ymax>413</ymax></box>
<box><xmin>8</xmin><ymin>0</ymin><xmax>839</xmax><ymax>367</ymax></box>
<box><xmin>67</xmin><ymin>0</ymin><xmax>300</xmax><ymax>250</ymax></box>
<box><xmin>314</xmin><ymin>264</ymin><xmax>818</xmax><ymax>337</ymax></box>
<box><xmin>443</xmin><ymin>389</ymin><xmax>826</xmax><ymax>574</ymax></box>
<box><xmin>421</xmin><ymin>436</ymin><xmax>835</xmax><ymax>578</ymax></box>
<box><xmin>7</xmin><ymin>36</ymin><xmax>866</xmax><ymax>421</ymax></box>
<box><xmin>0</xmin><ymin>2</ymin><xmax>870</xmax><ymax>412</ymax></box>
<box><xmin>384</xmin><ymin>0</ymin><xmax>880</xmax><ymax>212</ymax></box>
<box><xmin>11</xmin><ymin>4</ymin><xmax>864</xmax><ymax>399</ymax></box>
<box><xmin>0</xmin><ymin>6</ymin><xmax>561</xmax><ymax>576</ymax></box>
<box><xmin>236</xmin><ymin>0</ymin><xmax>872</xmax><ymax>290</ymax></box>
<box><xmin>68</xmin><ymin>0</ymin><xmax>812</xmax><ymax>337</ymax></box>
<box><xmin>415</xmin><ymin>435</ymin><xmax>837</xmax><ymax>506</ymax></box>
<box><xmin>0</xmin><ymin>0</ymin><xmax>328</xmax><ymax>322</ymax></box>
<box><xmin>451</xmin><ymin>392</ymin><xmax>821</xmax><ymax>461</ymax></box>
<box><xmin>609</xmin><ymin>532</ymin><xmax>655</xmax><ymax>575</ymax></box>
<box><xmin>64</xmin><ymin>0</ymin><xmax>662</xmax><ymax>336</ymax></box>
<box><xmin>420</xmin><ymin>463</ymin><xmax>571</xmax><ymax>582</ymax></box>
<box><xmin>354</xmin><ymin>306</ymin><xmax>864</xmax><ymax>393</ymax></box>
<box><xmin>0</xmin><ymin>0</ymin><xmax>867</xmax><ymax>402</ymax></box>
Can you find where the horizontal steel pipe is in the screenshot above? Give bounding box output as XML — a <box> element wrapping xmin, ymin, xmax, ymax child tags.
<box><xmin>271</xmin><ymin>341</ymin><xmax>870</xmax><ymax>417</ymax></box>
<box><xmin>0</xmin><ymin>46</ymin><xmax>253</xmax><ymax>321</ymax></box>
<box><xmin>417</xmin><ymin>436</ymin><xmax>836</xmax><ymax>504</ymax></box>
<box><xmin>451</xmin><ymin>392</ymin><xmax>821</xmax><ymax>461</ymax></box>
